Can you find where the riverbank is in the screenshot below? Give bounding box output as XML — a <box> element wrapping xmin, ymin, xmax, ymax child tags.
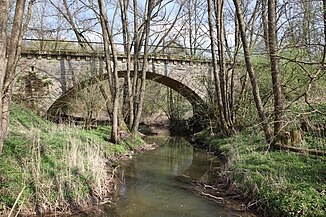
<box><xmin>0</xmin><ymin>103</ymin><xmax>151</xmax><ymax>216</ymax></box>
<box><xmin>194</xmin><ymin>128</ymin><xmax>326</xmax><ymax>216</ymax></box>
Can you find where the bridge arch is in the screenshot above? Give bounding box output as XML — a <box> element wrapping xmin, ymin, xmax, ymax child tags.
<box><xmin>47</xmin><ymin>70</ymin><xmax>208</xmax><ymax>120</ymax></box>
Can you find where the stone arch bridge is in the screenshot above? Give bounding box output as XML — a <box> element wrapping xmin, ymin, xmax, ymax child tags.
<box><xmin>15</xmin><ymin>40</ymin><xmax>214</xmax><ymax>120</ymax></box>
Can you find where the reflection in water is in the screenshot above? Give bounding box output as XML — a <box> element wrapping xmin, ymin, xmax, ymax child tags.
<box><xmin>78</xmin><ymin>137</ymin><xmax>247</xmax><ymax>217</ymax></box>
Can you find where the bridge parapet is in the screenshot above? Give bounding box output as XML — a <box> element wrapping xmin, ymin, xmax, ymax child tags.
<box><xmin>21</xmin><ymin>39</ymin><xmax>212</xmax><ymax>62</ymax></box>
<box><xmin>21</xmin><ymin>49</ymin><xmax>212</xmax><ymax>66</ymax></box>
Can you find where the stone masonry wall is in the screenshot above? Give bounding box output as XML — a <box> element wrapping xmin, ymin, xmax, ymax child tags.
<box><xmin>14</xmin><ymin>54</ymin><xmax>213</xmax><ymax>114</ymax></box>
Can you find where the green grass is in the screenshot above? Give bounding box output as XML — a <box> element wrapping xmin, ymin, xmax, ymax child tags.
<box><xmin>0</xmin><ymin>103</ymin><xmax>144</xmax><ymax>216</ymax></box>
<box><xmin>196</xmin><ymin>128</ymin><xmax>326</xmax><ymax>216</ymax></box>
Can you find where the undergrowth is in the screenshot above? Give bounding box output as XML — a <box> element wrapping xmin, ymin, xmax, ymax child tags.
<box><xmin>0</xmin><ymin>103</ymin><xmax>144</xmax><ymax>216</ymax></box>
<box><xmin>196</xmin><ymin>128</ymin><xmax>326</xmax><ymax>216</ymax></box>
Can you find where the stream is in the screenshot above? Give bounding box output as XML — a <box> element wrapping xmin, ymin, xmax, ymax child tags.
<box><xmin>77</xmin><ymin>136</ymin><xmax>255</xmax><ymax>217</ymax></box>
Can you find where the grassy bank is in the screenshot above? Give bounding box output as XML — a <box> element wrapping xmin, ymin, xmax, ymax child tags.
<box><xmin>0</xmin><ymin>103</ymin><xmax>144</xmax><ymax>216</ymax></box>
<box><xmin>195</xmin><ymin>129</ymin><xmax>325</xmax><ymax>216</ymax></box>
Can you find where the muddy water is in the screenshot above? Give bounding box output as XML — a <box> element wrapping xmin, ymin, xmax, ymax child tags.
<box><xmin>81</xmin><ymin>137</ymin><xmax>254</xmax><ymax>217</ymax></box>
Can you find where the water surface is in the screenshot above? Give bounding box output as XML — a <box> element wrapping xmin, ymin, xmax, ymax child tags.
<box><xmin>81</xmin><ymin>137</ymin><xmax>252</xmax><ymax>217</ymax></box>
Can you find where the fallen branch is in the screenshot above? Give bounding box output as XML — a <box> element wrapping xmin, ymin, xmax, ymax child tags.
<box><xmin>273</xmin><ymin>143</ymin><xmax>326</xmax><ymax>156</ymax></box>
<box><xmin>203</xmin><ymin>184</ymin><xmax>219</xmax><ymax>191</ymax></box>
<box><xmin>200</xmin><ymin>192</ymin><xmax>225</xmax><ymax>203</ymax></box>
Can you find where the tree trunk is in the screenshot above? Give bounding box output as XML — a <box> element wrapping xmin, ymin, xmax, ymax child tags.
<box><xmin>228</xmin><ymin>15</ymin><xmax>240</xmax><ymax>124</ymax></box>
<box><xmin>302</xmin><ymin>0</ymin><xmax>312</xmax><ymax>46</ymax></box>
<box><xmin>99</xmin><ymin>84</ymin><xmax>113</xmax><ymax>121</ymax></box>
<box><xmin>98</xmin><ymin>0</ymin><xmax>120</xmax><ymax>143</ymax></box>
<box><xmin>120</xmin><ymin>0</ymin><xmax>134</xmax><ymax>130</ymax></box>
<box><xmin>261</xmin><ymin>0</ymin><xmax>269</xmax><ymax>53</ymax></box>
<box><xmin>267</xmin><ymin>0</ymin><xmax>283</xmax><ymax>137</ymax></box>
<box><xmin>233</xmin><ymin>0</ymin><xmax>273</xmax><ymax>144</ymax></box>
<box><xmin>207</xmin><ymin>0</ymin><xmax>228</xmax><ymax>134</ymax></box>
<box><xmin>131</xmin><ymin>0</ymin><xmax>153</xmax><ymax>134</ymax></box>
<box><xmin>2</xmin><ymin>0</ymin><xmax>31</xmax><ymax>149</ymax></box>
<box><xmin>323</xmin><ymin>0</ymin><xmax>326</xmax><ymax>64</ymax></box>
<box><xmin>214</xmin><ymin>0</ymin><xmax>230</xmax><ymax>128</ymax></box>
<box><xmin>132</xmin><ymin>0</ymin><xmax>140</xmax><ymax>128</ymax></box>
<box><xmin>188</xmin><ymin>0</ymin><xmax>193</xmax><ymax>55</ymax></box>
<box><xmin>0</xmin><ymin>0</ymin><xmax>10</xmax><ymax>155</ymax></box>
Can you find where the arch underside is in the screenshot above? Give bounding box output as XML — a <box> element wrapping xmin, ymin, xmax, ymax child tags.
<box><xmin>47</xmin><ymin>71</ymin><xmax>208</xmax><ymax>118</ymax></box>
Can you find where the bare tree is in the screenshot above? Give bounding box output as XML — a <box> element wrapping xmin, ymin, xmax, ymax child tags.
<box><xmin>267</xmin><ymin>0</ymin><xmax>283</xmax><ymax>137</ymax></box>
<box><xmin>49</xmin><ymin>0</ymin><xmax>94</xmax><ymax>50</ymax></box>
<box><xmin>215</xmin><ymin>0</ymin><xmax>227</xmax><ymax>123</ymax></box>
<box><xmin>177</xmin><ymin>0</ymin><xmax>207</xmax><ymax>56</ymax></box>
<box><xmin>0</xmin><ymin>0</ymin><xmax>35</xmax><ymax>155</ymax></box>
<box><xmin>131</xmin><ymin>0</ymin><xmax>154</xmax><ymax>134</ymax></box>
<box><xmin>0</xmin><ymin>0</ymin><xmax>10</xmax><ymax>154</ymax></box>
<box><xmin>233</xmin><ymin>0</ymin><xmax>273</xmax><ymax>144</ymax></box>
<box><xmin>207</xmin><ymin>0</ymin><xmax>228</xmax><ymax>134</ymax></box>
<box><xmin>129</xmin><ymin>0</ymin><xmax>186</xmax><ymax>134</ymax></box>
<box><xmin>119</xmin><ymin>0</ymin><xmax>134</xmax><ymax>129</ymax></box>
<box><xmin>98</xmin><ymin>0</ymin><xmax>121</xmax><ymax>143</ymax></box>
